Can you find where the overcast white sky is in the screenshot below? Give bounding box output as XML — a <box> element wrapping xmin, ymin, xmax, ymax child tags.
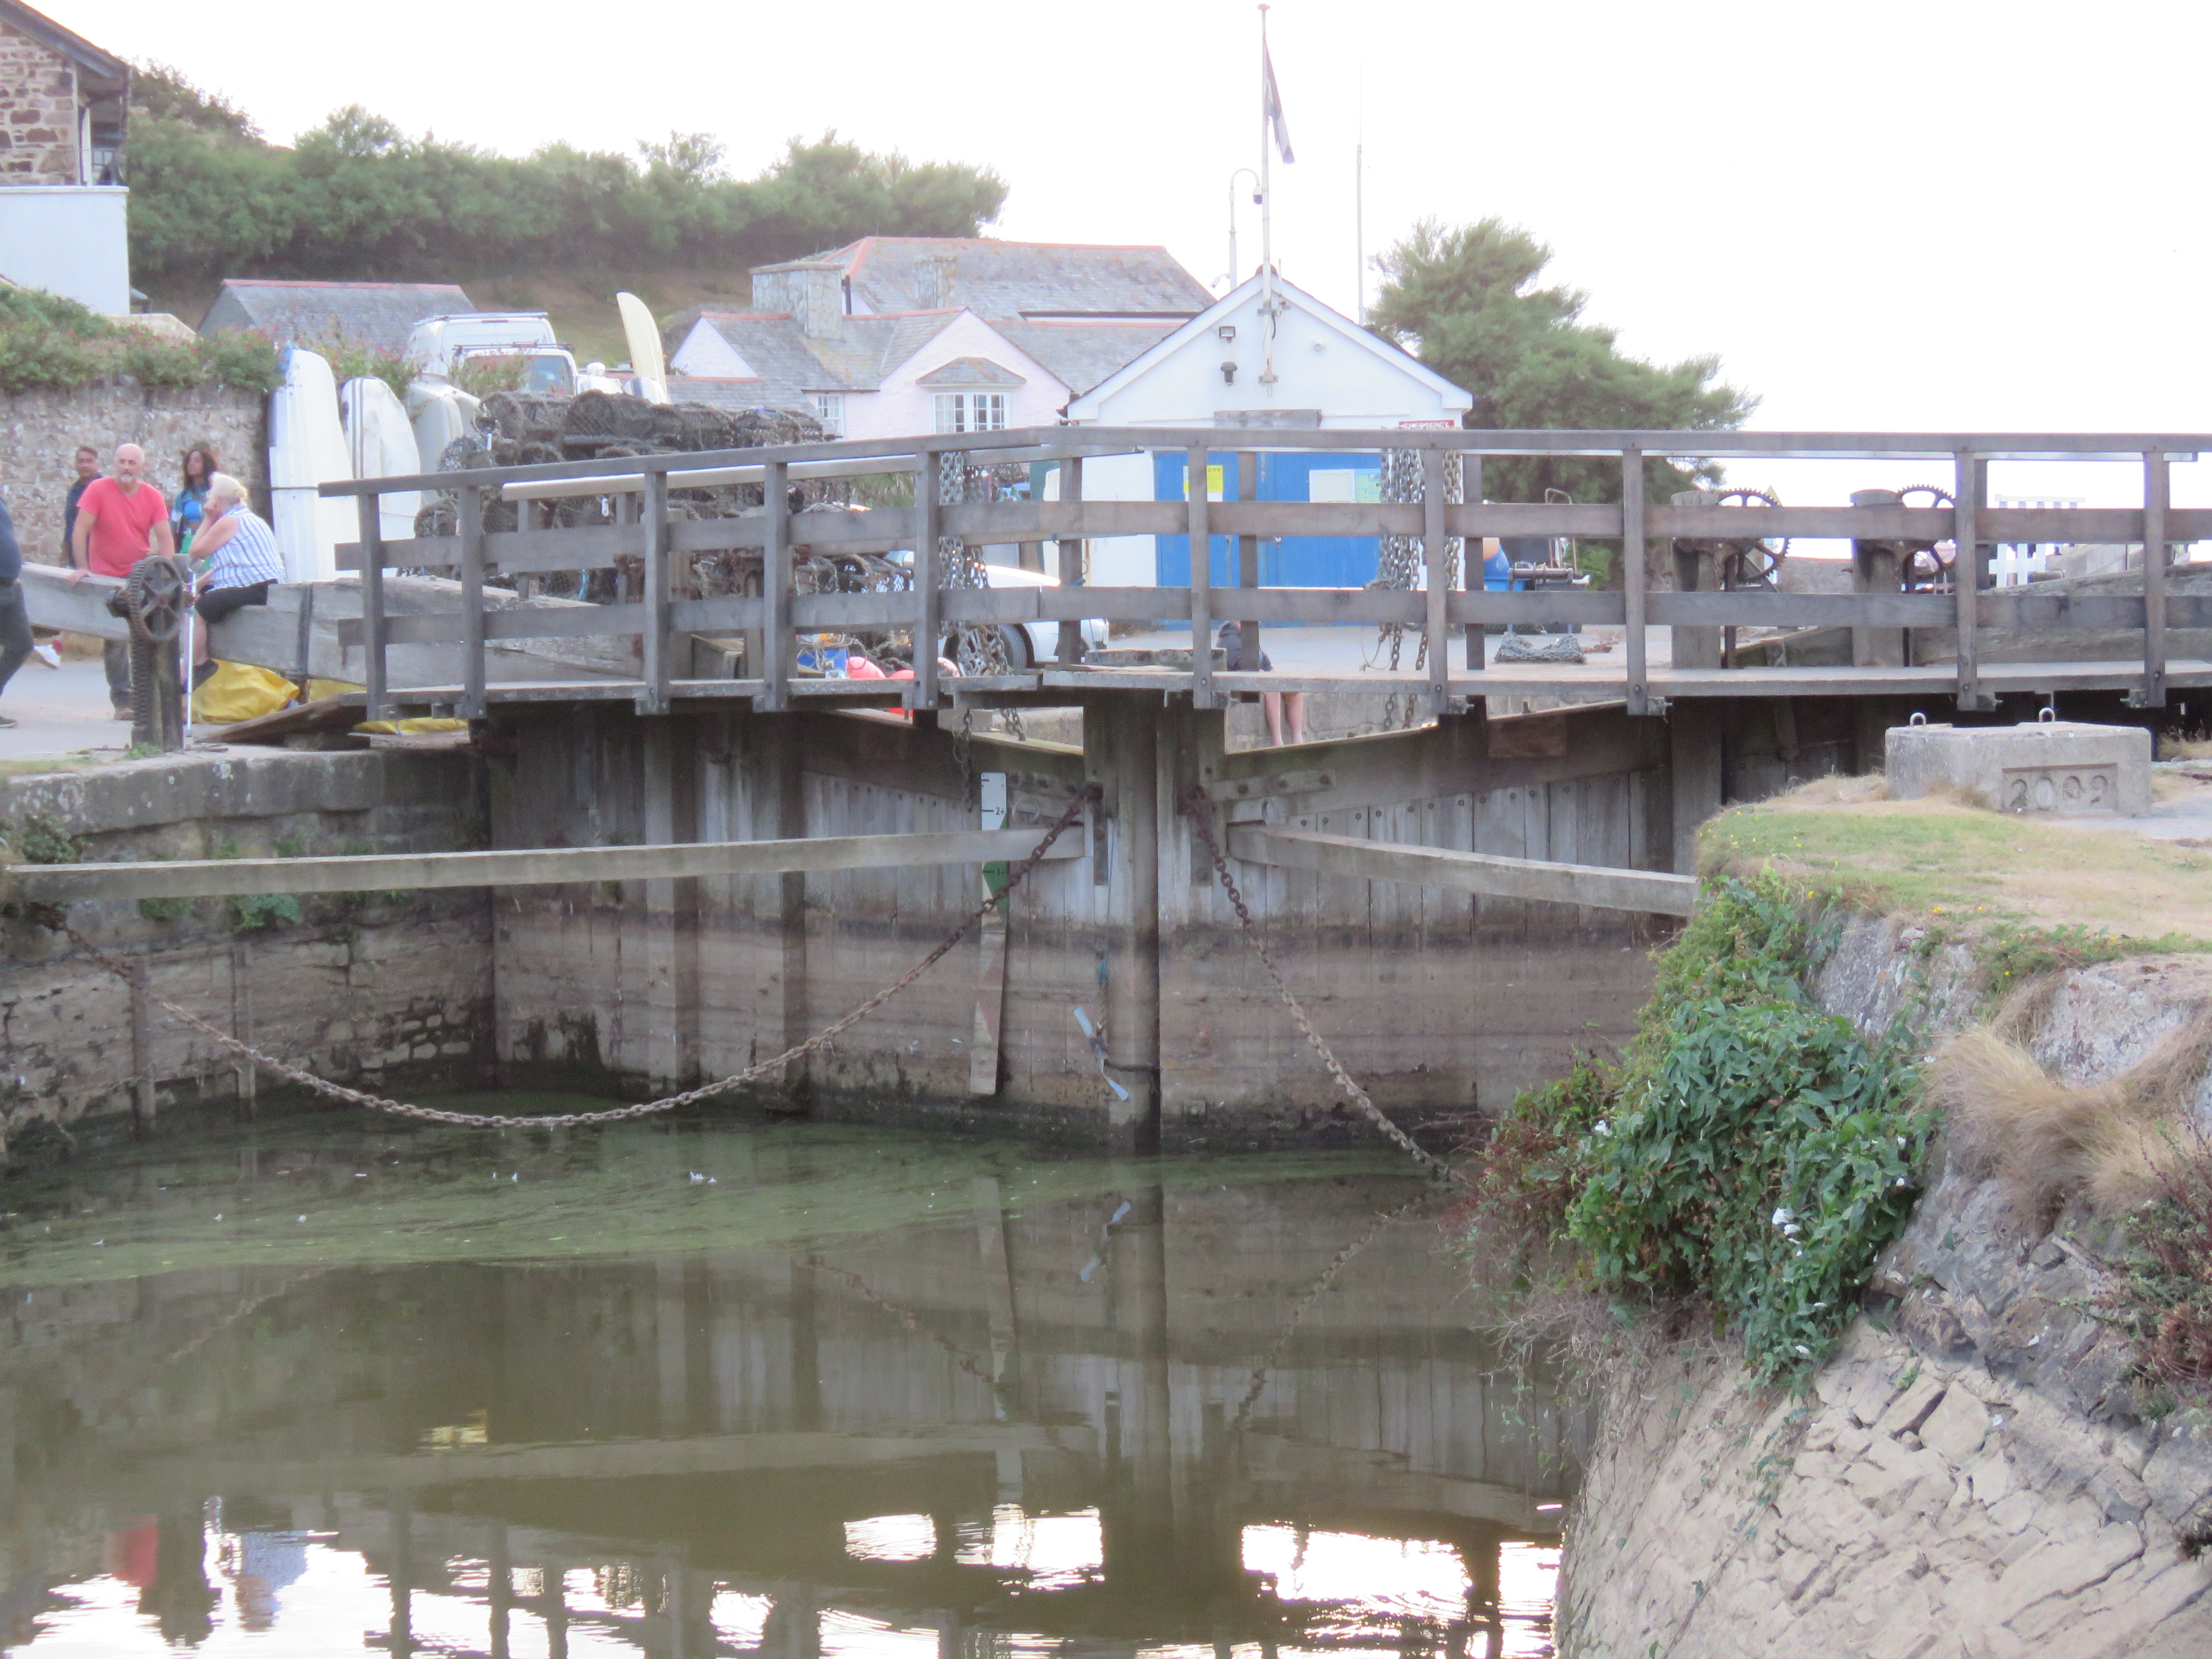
<box><xmin>51</xmin><ymin>0</ymin><xmax>2212</xmax><ymax>506</ymax></box>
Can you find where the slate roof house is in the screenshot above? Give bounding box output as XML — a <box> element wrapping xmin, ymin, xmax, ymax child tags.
<box><xmin>0</xmin><ymin>0</ymin><xmax>130</xmax><ymax>309</ymax></box>
<box><xmin>666</xmin><ymin>237</ymin><xmax>1211</xmax><ymax>440</ymax></box>
<box><xmin>198</xmin><ymin>279</ymin><xmax>479</xmax><ymax>353</ymax></box>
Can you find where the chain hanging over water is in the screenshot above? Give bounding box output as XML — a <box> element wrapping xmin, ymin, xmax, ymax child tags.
<box><xmin>66</xmin><ymin>787</ymin><xmax>1099</xmax><ymax>1131</ymax></box>
<box><xmin>1177</xmin><ymin>788</ymin><xmax>1468</xmax><ymax>1186</ymax></box>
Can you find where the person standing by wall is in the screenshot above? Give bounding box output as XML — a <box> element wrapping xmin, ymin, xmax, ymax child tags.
<box><xmin>0</xmin><ymin>463</ymin><xmax>33</xmax><ymax>731</ymax></box>
<box><xmin>171</xmin><ymin>446</ymin><xmax>220</xmax><ymax>554</ymax></box>
<box><xmin>60</xmin><ymin>445</ymin><xmax>100</xmax><ymax>553</ymax></box>
<box><xmin>67</xmin><ymin>444</ymin><xmax>174</xmax><ymax>721</ymax></box>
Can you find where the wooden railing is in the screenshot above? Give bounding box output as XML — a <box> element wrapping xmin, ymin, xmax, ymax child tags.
<box><xmin>321</xmin><ymin>426</ymin><xmax>2212</xmax><ymax>720</ymax></box>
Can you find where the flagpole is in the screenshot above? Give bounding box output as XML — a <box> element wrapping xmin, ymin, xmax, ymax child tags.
<box><xmin>1259</xmin><ymin>4</ymin><xmax>1276</xmax><ymax>390</ymax></box>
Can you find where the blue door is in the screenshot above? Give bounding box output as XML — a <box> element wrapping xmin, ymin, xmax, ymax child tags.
<box><xmin>1153</xmin><ymin>451</ymin><xmax>1382</xmax><ymax>589</ymax></box>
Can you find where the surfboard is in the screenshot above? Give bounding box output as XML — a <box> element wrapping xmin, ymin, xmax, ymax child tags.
<box><xmin>338</xmin><ymin>377</ymin><xmax>423</xmax><ymax>543</ymax></box>
<box><xmin>617</xmin><ymin>292</ymin><xmax>670</xmax><ymax>405</ymax></box>
<box><xmin>267</xmin><ymin>347</ymin><xmax>355</xmax><ymax>584</ymax></box>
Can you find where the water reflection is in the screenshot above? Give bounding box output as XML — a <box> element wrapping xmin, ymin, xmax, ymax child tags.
<box><xmin>0</xmin><ymin>1114</ymin><xmax>1581</xmax><ymax>1657</ymax></box>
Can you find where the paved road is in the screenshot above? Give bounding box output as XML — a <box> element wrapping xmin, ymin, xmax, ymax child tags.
<box><xmin>0</xmin><ymin>658</ymin><xmax>132</xmax><ymax>762</ymax></box>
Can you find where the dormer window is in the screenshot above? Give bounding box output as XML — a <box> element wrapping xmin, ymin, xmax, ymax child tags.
<box><xmin>933</xmin><ymin>392</ymin><xmax>1006</xmax><ymax>434</ymax></box>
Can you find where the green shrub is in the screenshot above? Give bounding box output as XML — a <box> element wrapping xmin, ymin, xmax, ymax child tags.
<box><xmin>0</xmin><ymin>287</ymin><xmax>113</xmax><ymax>337</ymax></box>
<box><xmin>0</xmin><ymin>326</ymin><xmax>105</xmax><ymax>394</ymax></box>
<box><xmin>313</xmin><ymin>333</ymin><xmax>412</xmax><ymax>402</ymax></box>
<box><xmin>119</xmin><ymin>330</ymin><xmax>207</xmax><ymax>389</ymax></box>
<box><xmin>197</xmin><ymin>328</ymin><xmax>281</xmax><ymax>392</ymax></box>
<box><xmin>227</xmin><ymin>891</ymin><xmax>300</xmax><ymax>931</ymax></box>
<box><xmin>1467</xmin><ymin>876</ymin><xmax>1934</xmax><ymax>1383</ymax></box>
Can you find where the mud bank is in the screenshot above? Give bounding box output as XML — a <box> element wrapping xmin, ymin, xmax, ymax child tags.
<box><xmin>1558</xmin><ymin>916</ymin><xmax>2212</xmax><ymax>1657</ymax></box>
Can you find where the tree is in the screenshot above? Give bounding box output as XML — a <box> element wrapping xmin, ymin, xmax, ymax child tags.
<box><xmin>123</xmin><ymin>69</ymin><xmax>1011</xmax><ymax>287</ymax></box>
<box><xmin>1369</xmin><ymin>218</ymin><xmax>1755</xmax><ymax>513</ymax></box>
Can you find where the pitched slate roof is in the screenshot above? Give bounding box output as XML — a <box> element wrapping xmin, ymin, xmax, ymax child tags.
<box><xmin>915</xmin><ymin>356</ymin><xmax>1025</xmax><ymax>388</ymax></box>
<box><xmin>681</xmin><ymin>311</ymin><xmax>969</xmax><ymax>403</ymax></box>
<box><xmin>991</xmin><ymin>320</ymin><xmax>1183</xmax><ymax>396</ymax></box>
<box><xmin>754</xmin><ymin>238</ymin><xmax>1211</xmax><ymax>321</ymax></box>
<box><xmin>197</xmin><ymin>280</ymin><xmax>477</xmax><ymax>354</ymax></box>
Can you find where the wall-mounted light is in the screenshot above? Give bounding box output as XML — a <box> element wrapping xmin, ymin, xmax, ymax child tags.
<box><xmin>1217</xmin><ymin>324</ymin><xmax>1237</xmax><ymax>342</ymax></box>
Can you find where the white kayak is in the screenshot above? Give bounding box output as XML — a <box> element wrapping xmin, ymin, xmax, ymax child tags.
<box><xmin>267</xmin><ymin>347</ymin><xmax>355</xmax><ymax>583</ymax></box>
<box><xmin>338</xmin><ymin>376</ymin><xmax>423</xmax><ymax>544</ymax></box>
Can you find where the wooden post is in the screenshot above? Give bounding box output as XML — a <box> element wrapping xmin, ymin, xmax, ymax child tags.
<box><xmin>1056</xmin><ymin>457</ymin><xmax>1086</xmax><ymax>666</ymax></box>
<box><xmin>1187</xmin><ymin>443</ymin><xmax>1214</xmax><ymax>709</ymax></box>
<box><xmin>1953</xmin><ymin>450</ymin><xmax>1981</xmax><ymax>710</ymax></box>
<box><xmin>230</xmin><ymin>940</ymin><xmax>254</xmax><ymax>1115</ymax></box>
<box><xmin>129</xmin><ymin>959</ymin><xmax>155</xmax><ymax>1135</ymax></box>
<box><xmin>1422</xmin><ymin>446</ymin><xmax>1450</xmax><ymax>712</ymax></box>
<box><xmin>1622</xmin><ymin>449</ymin><xmax>1649</xmax><ymax>715</ymax></box>
<box><xmin>1463</xmin><ymin>453</ymin><xmax>1485</xmax><ymax>679</ymax></box>
<box><xmin>912</xmin><ymin>451</ymin><xmax>940</xmax><ymax>711</ymax></box>
<box><xmin>2143</xmin><ymin>448</ymin><xmax>2169</xmax><ymax>709</ymax></box>
<box><xmin>1099</xmin><ymin>696</ymin><xmax>1162</xmax><ymax>1153</ymax></box>
<box><xmin>761</xmin><ymin>458</ymin><xmax>793</xmax><ymax>710</ymax></box>
<box><xmin>640</xmin><ymin>469</ymin><xmax>673</xmax><ymax>715</ymax></box>
<box><xmin>357</xmin><ymin>493</ymin><xmax>386</xmax><ymax>721</ymax></box>
<box><xmin>458</xmin><ymin>482</ymin><xmax>486</xmax><ymax>721</ymax></box>
<box><xmin>1237</xmin><ymin>450</ymin><xmax>1261</xmax><ymax>683</ymax></box>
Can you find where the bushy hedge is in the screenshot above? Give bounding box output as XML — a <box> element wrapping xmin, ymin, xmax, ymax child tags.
<box><xmin>0</xmin><ymin>287</ymin><xmax>279</xmax><ymax>396</ymax></box>
<box><xmin>127</xmin><ymin>66</ymin><xmax>1009</xmax><ymax>287</ymax></box>
<box><xmin>1467</xmin><ymin>877</ymin><xmax>1934</xmax><ymax>1382</ymax></box>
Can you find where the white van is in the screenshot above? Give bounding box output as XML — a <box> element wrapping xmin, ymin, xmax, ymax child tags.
<box><xmin>404</xmin><ymin>313</ymin><xmax>578</xmax><ymax>397</ymax></box>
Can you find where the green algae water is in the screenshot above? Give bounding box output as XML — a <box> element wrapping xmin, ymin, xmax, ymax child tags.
<box><xmin>0</xmin><ymin>1101</ymin><xmax>1578</xmax><ymax>1656</ymax></box>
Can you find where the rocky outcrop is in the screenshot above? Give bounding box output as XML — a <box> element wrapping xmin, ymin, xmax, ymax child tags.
<box><xmin>1558</xmin><ymin>914</ymin><xmax>2212</xmax><ymax>1657</ymax></box>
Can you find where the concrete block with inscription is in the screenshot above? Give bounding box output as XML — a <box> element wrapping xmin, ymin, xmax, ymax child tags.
<box><xmin>1885</xmin><ymin>718</ymin><xmax>2149</xmax><ymax>817</ymax></box>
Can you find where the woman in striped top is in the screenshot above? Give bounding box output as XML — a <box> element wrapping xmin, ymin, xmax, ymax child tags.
<box><xmin>190</xmin><ymin>472</ymin><xmax>287</xmax><ymax>679</ymax></box>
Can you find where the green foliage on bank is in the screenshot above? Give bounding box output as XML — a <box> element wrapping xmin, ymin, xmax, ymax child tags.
<box><xmin>1468</xmin><ymin>876</ymin><xmax>1934</xmax><ymax>1383</ymax></box>
<box><xmin>0</xmin><ymin>284</ymin><xmax>280</xmax><ymax>396</ymax></box>
<box><xmin>126</xmin><ymin>64</ymin><xmax>1009</xmax><ymax>287</ymax></box>
<box><xmin>1367</xmin><ymin>217</ymin><xmax>1755</xmax><ymax>514</ymax></box>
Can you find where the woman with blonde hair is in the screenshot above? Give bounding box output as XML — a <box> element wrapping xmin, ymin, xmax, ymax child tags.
<box><xmin>187</xmin><ymin>473</ymin><xmax>284</xmax><ymax>683</ymax></box>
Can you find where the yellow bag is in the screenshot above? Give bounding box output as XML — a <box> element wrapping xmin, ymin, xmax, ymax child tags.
<box><xmin>193</xmin><ymin>661</ymin><xmax>300</xmax><ymax>724</ymax></box>
<box><xmin>306</xmin><ymin>678</ymin><xmax>363</xmax><ymax>702</ymax></box>
<box><xmin>352</xmin><ymin>717</ymin><xmax>470</xmax><ymax>735</ymax></box>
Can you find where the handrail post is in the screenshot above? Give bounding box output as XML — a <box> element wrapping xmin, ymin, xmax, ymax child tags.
<box><xmin>911</xmin><ymin>448</ymin><xmax>940</xmax><ymax>711</ymax></box>
<box><xmin>1462</xmin><ymin>452</ymin><xmax>1484</xmax><ymax>680</ymax></box>
<box><xmin>1622</xmin><ymin>448</ymin><xmax>1649</xmax><ymax>715</ymax></box>
<box><xmin>1237</xmin><ymin>450</ymin><xmax>1261</xmax><ymax>684</ymax></box>
<box><xmin>357</xmin><ymin>492</ymin><xmax>386</xmax><ymax>721</ymax></box>
<box><xmin>458</xmin><ymin>481</ymin><xmax>486</xmax><ymax>721</ymax></box>
<box><xmin>761</xmin><ymin>458</ymin><xmax>793</xmax><ymax>710</ymax></box>
<box><xmin>1056</xmin><ymin>456</ymin><xmax>1085</xmax><ymax>666</ymax></box>
<box><xmin>2142</xmin><ymin>447</ymin><xmax>2169</xmax><ymax>709</ymax></box>
<box><xmin>1187</xmin><ymin>443</ymin><xmax>1214</xmax><ymax>708</ymax></box>
<box><xmin>1422</xmin><ymin>446</ymin><xmax>1449</xmax><ymax>713</ymax></box>
<box><xmin>1952</xmin><ymin>449</ymin><xmax>1981</xmax><ymax>710</ymax></box>
<box><xmin>639</xmin><ymin>468</ymin><xmax>672</xmax><ymax>715</ymax></box>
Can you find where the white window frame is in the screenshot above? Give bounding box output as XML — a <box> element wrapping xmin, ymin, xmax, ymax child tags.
<box><xmin>811</xmin><ymin>392</ymin><xmax>844</xmax><ymax>436</ymax></box>
<box><xmin>931</xmin><ymin>390</ymin><xmax>1010</xmax><ymax>435</ymax></box>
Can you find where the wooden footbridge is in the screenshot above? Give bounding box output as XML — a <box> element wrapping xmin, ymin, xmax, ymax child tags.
<box><xmin>16</xmin><ymin>427</ymin><xmax>2206</xmax><ymax>1148</ymax></box>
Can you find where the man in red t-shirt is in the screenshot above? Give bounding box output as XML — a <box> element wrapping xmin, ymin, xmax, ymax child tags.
<box><xmin>68</xmin><ymin>444</ymin><xmax>175</xmax><ymax>718</ymax></box>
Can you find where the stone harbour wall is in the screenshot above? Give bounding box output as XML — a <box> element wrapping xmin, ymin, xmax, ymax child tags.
<box><xmin>0</xmin><ymin>748</ymin><xmax>493</xmax><ymax>1155</ymax></box>
<box><xmin>1556</xmin><ymin>916</ymin><xmax>2212</xmax><ymax>1658</ymax></box>
<box><xmin>0</xmin><ymin>384</ymin><xmax>268</xmax><ymax>565</ymax></box>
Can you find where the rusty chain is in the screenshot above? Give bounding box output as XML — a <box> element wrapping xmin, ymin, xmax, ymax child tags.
<box><xmin>1178</xmin><ymin>787</ymin><xmax>1468</xmax><ymax>1187</ymax></box>
<box><xmin>66</xmin><ymin>785</ymin><xmax>1100</xmax><ymax>1131</ymax></box>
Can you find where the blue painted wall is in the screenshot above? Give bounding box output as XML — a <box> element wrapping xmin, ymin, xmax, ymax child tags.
<box><xmin>1152</xmin><ymin>450</ymin><xmax>1383</xmax><ymax>588</ymax></box>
